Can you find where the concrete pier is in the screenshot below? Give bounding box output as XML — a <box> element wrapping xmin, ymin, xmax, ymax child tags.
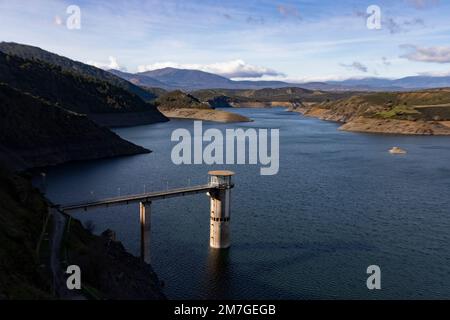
<box><xmin>139</xmin><ymin>201</ymin><xmax>151</xmax><ymax>262</ymax></box>
<box><xmin>208</xmin><ymin>171</ymin><xmax>234</xmax><ymax>249</ymax></box>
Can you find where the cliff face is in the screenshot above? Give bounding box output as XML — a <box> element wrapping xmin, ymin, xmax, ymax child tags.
<box><xmin>0</xmin><ymin>84</ymin><xmax>150</xmax><ymax>170</ymax></box>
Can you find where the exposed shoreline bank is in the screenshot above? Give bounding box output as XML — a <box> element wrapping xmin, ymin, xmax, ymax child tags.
<box><xmin>158</xmin><ymin>107</ymin><xmax>251</xmax><ymax>123</ymax></box>
<box><xmin>339</xmin><ymin>117</ymin><xmax>450</xmax><ymax>135</ymax></box>
<box><xmin>293</xmin><ymin>105</ymin><xmax>450</xmax><ymax>136</ymax></box>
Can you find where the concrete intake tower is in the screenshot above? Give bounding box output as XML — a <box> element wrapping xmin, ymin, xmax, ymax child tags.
<box><xmin>208</xmin><ymin>170</ymin><xmax>234</xmax><ymax>249</ymax></box>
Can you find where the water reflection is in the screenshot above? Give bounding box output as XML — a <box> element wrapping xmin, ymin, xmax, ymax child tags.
<box><xmin>204</xmin><ymin>248</ymin><xmax>231</xmax><ymax>299</ymax></box>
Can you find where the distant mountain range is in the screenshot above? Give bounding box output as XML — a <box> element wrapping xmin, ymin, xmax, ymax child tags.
<box><xmin>110</xmin><ymin>67</ymin><xmax>450</xmax><ymax>92</ymax></box>
<box><xmin>109</xmin><ymin>69</ymin><xmax>171</xmax><ymax>90</ymax></box>
<box><xmin>330</xmin><ymin>76</ymin><xmax>450</xmax><ymax>90</ymax></box>
<box><xmin>109</xmin><ymin>67</ymin><xmax>314</xmax><ymax>91</ymax></box>
<box><xmin>109</xmin><ymin>67</ymin><xmax>239</xmax><ymax>90</ymax></box>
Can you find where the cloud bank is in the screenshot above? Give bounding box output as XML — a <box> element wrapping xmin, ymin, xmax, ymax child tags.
<box><xmin>137</xmin><ymin>60</ymin><xmax>285</xmax><ymax>78</ymax></box>
<box><xmin>87</xmin><ymin>56</ymin><xmax>125</xmax><ymax>71</ymax></box>
<box><xmin>340</xmin><ymin>61</ymin><xmax>369</xmax><ymax>73</ymax></box>
<box><xmin>401</xmin><ymin>45</ymin><xmax>450</xmax><ymax>63</ymax></box>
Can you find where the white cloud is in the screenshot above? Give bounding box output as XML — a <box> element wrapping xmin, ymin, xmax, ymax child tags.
<box><xmin>417</xmin><ymin>70</ymin><xmax>450</xmax><ymax>76</ymax></box>
<box><xmin>400</xmin><ymin>45</ymin><xmax>450</xmax><ymax>63</ymax></box>
<box><xmin>234</xmin><ymin>73</ymin><xmax>363</xmax><ymax>83</ymax></box>
<box><xmin>339</xmin><ymin>61</ymin><xmax>369</xmax><ymax>73</ymax></box>
<box><xmin>137</xmin><ymin>59</ymin><xmax>284</xmax><ymax>78</ymax></box>
<box><xmin>87</xmin><ymin>56</ymin><xmax>125</xmax><ymax>71</ymax></box>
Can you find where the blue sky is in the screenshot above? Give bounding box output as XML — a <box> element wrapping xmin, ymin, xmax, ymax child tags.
<box><xmin>1</xmin><ymin>0</ymin><xmax>450</xmax><ymax>81</ymax></box>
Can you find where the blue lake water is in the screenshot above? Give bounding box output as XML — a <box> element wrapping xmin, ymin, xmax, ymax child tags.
<box><xmin>44</xmin><ymin>108</ymin><xmax>450</xmax><ymax>299</ymax></box>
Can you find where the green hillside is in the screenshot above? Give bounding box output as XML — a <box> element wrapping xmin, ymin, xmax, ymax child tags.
<box><xmin>0</xmin><ymin>83</ymin><xmax>149</xmax><ymax>169</ymax></box>
<box><xmin>0</xmin><ymin>52</ymin><xmax>167</xmax><ymax>126</ymax></box>
<box><xmin>315</xmin><ymin>88</ymin><xmax>450</xmax><ymax>121</ymax></box>
<box><xmin>155</xmin><ymin>90</ymin><xmax>210</xmax><ymax>109</ymax></box>
<box><xmin>0</xmin><ymin>165</ymin><xmax>52</xmax><ymax>299</ymax></box>
<box><xmin>192</xmin><ymin>87</ymin><xmax>354</xmax><ymax>106</ymax></box>
<box><xmin>0</xmin><ymin>42</ymin><xmax>157</xmax><ymax>102</ymax></box>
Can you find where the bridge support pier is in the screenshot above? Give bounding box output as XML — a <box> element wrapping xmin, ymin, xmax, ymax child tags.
<box><xmin>140</xmin><ymin>201</ymin><xmax>152</xmax><ymax>262</ymax></box>
<box><xmin>208</xmin><ymin>171</ymin><xmax>234</xmax><ymax>249</ymax></box>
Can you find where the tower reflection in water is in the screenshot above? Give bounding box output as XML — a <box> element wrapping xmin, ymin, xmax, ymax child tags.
<box><xmin>203</xmin><ymin>247</ymin><xmax>232</xmax><ymax>299</ymax></box>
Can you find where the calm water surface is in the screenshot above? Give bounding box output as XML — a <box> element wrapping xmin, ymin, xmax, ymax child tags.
<box><xmin>44</xmin><ymin>108</ymin><xmax>450</xmax><ymax>299</ymax></box>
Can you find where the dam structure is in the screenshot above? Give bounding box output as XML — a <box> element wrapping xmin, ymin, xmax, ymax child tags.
<box><xmin>59</xmin><ymin>171</ymin><xmax>235</xmax><ymax>261</ymax></box>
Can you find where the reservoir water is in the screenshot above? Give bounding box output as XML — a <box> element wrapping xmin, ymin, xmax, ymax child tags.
<box><xmin>44</xmin><ymin>108</ymin><xmax>450</xmax><ymax>299</ymax></box>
